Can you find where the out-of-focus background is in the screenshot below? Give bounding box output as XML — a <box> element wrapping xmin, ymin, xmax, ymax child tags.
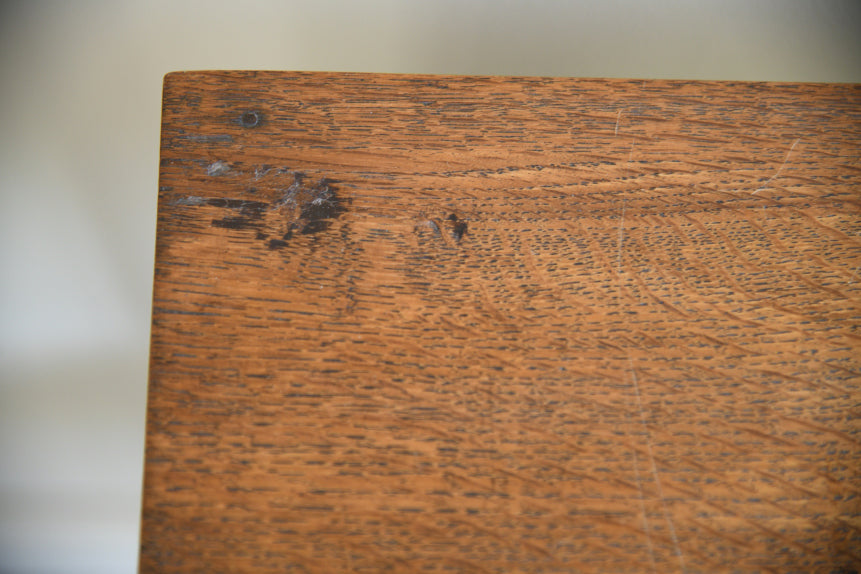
<box><xmin>0</xmin><ymin>1</ymin><xmax>858</xmax><ymax>572</ymax></box>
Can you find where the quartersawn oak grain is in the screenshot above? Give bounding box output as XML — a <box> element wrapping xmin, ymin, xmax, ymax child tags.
<box><xmin>141</xmin><ymin>71</ymin><xmax>861</xmax><ymax>573</ymax></box>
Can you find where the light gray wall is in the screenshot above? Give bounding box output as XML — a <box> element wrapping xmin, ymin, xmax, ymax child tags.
<box><xmin>0</xmin><ymin>1</ymin><xmax>858</xmax><ymax>572</ymax></box>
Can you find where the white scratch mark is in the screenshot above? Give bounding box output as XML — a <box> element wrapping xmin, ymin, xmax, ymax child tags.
<box><xmin>206</xmin><ymin>160</ymin><xmax>230</xmax><ymax>176</ymax></box>
<box><xmin>617</xmin><ymin>201</ymin><xmax>626</xmax><ymax>274</ymax></box>
<box><xmin>629</xmin><ymin>358</ymin><xmax>687</xmax><ymax>573</ymax></box>
<box><xmin>632</xmin><ymin>447</ymin><xmax>658</xmax><ymax>572</ymax></box>
<box><xmin>172</xmin><ymin>196</ymin><xmax>207</xmax><ymax>206</ymax></box>
<box><xmin>615</xmin><ymin>109</ymin><xmax>622</xmax><ymax>136</ymax></box>
<box><xmin>254</xmin><ymin>166</ymin><xmax>271</xmax><ymax>180</ymax></box>
<box><xmin>753</xmin><ymin>138</ymin><xmax>800</xmax><ymax>194</ymax></box>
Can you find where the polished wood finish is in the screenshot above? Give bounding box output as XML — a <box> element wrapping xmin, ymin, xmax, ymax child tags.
<box><xmin>141</xmin><ymin>71</ymin><xmax>861</xmax><ymax>573</ymax></box>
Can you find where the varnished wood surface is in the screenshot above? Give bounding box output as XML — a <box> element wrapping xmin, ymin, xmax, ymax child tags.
<box><xmin>142</xmin><ymin>71</ymin><xmax>861</xmax><ymax>573</ymax></box>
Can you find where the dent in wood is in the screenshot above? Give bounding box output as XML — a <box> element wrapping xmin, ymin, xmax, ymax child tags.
<box><xmin>447</xmin><ymin>213</ymin><xmax>468</xmax><ymax>242</ymax></box>
<box><xmin>414</xmin><ymin>213</ymin><xmax>469</xmax><ymax>246</ymax></box>
<box><xmin>238</xmin><ymin>110</ymin><xmax>261</xmax><ymax>128</ymax></box>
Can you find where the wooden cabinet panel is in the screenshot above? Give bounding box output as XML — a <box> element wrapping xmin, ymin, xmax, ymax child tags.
<box><xmin>141</xmin><ymin>72</ymin><xmax>860</xmax><ymax>573</ymax></box>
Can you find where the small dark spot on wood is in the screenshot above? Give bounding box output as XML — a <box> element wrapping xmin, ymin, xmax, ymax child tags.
<box><xmin>268</xmin><ymin>239</ymin><xmax>288</xmax><ymax>250</ymax></box>
<box><xmin>444</xmin><ymin>213</ymin><xmax>467</xmax><ymax>240</ymax></box>
<box><xmin>256</xmin><ymin>232</ymin><xmax>269</xmax><ymax>240</ymax></box>
<box><xmin>240</xmin><ymin>111</ymin><xmax>260</xmax><ymax>128</ymax></box>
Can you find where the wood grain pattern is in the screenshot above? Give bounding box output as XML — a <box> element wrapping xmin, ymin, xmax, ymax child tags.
<box><xmin>141</xmin><ymin>71</ymin><xmax>861</xmax><ymax>573</ymax></box>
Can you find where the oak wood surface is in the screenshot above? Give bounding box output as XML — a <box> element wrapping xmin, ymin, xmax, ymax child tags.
<box><xmin>142</xmin><ymin>71</ymin><xmax>861</xmax><ymax>573</ymax></box>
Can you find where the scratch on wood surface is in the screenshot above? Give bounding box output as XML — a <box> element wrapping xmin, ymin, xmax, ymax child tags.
<box><xmin>615</xmin><ymin>109</ymin><xmax>622</xmax><ymax>136</ymax></box>
<box><xmin>629</xmin><ymin>358</ymin><xmax>687</xmax><ymax>573</ymax></box>
<box><xmin>632</xmin><ymin>447</ymin><xmax>658</xmax><ymax>572</ymax></box>
<box><xmin>753</xmin><ymin>138</ymin><xmax>800</xmax><ymax>194</ymax></box>
<box><xmin>617</xmin><ymin>201</ymin><xmax>626</xmax><ymax>274</ymax></box>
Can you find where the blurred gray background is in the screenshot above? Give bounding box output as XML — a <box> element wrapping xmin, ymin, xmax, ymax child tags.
<box><xmin>0</xmin><ymin>1</ymin><xmax>858</xmax><ymax>572</ymax></box>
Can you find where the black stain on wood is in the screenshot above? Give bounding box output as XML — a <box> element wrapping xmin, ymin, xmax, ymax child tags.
<box><xmin>212</xmin><ymin>216</ymin><xmax>257</xmax><ymax>230</ymax></box>
<box><xmin>208</xmin><ymin>199</ymin><xmax>269</xmax><ymax>230</ymax></box>
<box><xmin>179</xmin><ymin>170</ymin><xmax>348</xmax><ymax>250</ymax></box>
<box><xmin>274</xmin><ymin>177</ymin><xmax>346</xmax><ymax>238</ymax></box>
<box><xmin>449</xmin><ymin>214</ymin><xmax>468</xmax><ymax>241</ymax></box>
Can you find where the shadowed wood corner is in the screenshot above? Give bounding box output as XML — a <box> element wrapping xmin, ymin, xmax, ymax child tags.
<box><xmin>141</xmin><ymin>71</ymin><xmax>861</xmax><ymax>573</ymax></box>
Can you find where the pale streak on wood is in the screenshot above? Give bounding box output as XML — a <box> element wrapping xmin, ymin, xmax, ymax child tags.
<box><xmin>617</xmin><ymin>200</ymin><xmax>626</xmax><ymax>275</ymax></box>
<box><xmin>628</xmin><ymin>358</ymin><xmax>687</xmax><ymax>574</ymax></box>
<box><xmin>631</xmin><ymin>429</ymin><xmax>658</xmax><ymax>573</ymax></box>
<box><xmin>753</xmin><ymin>138</ymin><xmax>801</xmax><ymax>194</ymax></box>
